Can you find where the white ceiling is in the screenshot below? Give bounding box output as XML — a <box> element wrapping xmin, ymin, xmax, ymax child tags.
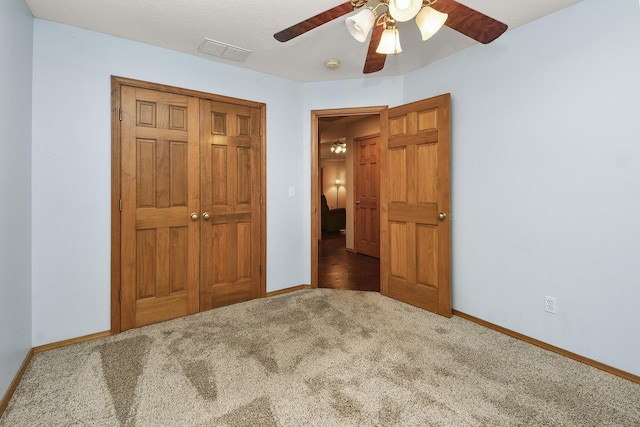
<box><xmin>25</xmin><ymin>0</ymin><xmax>582</xmax><ymax>82</ymax></box>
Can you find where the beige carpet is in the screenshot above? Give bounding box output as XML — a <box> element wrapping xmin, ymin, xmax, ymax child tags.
<box><xmin>2</xmin><ymin>289</ymin><xmax>639</xmax><ymax>426</ymax></box>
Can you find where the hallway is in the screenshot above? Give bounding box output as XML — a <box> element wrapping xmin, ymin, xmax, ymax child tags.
<box><xmin>318</xmin><ymin>231</ymin><xmax>380</xmax><ymax>292</ymax></box>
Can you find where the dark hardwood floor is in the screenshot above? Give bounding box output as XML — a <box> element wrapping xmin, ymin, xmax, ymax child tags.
<box><xmin>318</xmin><ymin>231</ymin><xmax>380</xmax><ymax>292</ymax></box>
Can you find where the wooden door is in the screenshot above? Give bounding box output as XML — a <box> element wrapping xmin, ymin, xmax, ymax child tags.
<box><xmin>354</xmin><ymin>134</ymin><xmax>380</xmax><ymax>258</ymax></box>
<box><xmin>380</xmin><ymin>94</ymin><xmax>451</xmax><ymax>316</ymax></box>
<box><xmin>120</xmin><ymin>86</ymin><xmax>200</xmax><ymax>330</ymax></box>
<box><xmin>199</xmin><ymin>99</ymin><xmax>262</xmax><ymax>310</ymax></box>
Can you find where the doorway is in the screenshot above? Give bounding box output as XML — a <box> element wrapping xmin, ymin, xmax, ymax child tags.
<box><xmin>311</xmin><ymin>95</ymin><xmax>452</xmax><ymax>318</ymax></box>
<box><xmin>311</xmin><ymin>107</ymin><xmax>386</xmax><ymax>291</ymax></box>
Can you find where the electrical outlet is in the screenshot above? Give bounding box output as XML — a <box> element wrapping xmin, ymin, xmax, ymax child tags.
<box><xmin>544</xmin><ymin>296</ymin><xmax>557</xmax><ymax>314</ymax></box>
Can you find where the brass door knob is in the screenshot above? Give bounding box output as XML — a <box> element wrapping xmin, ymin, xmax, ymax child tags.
<box><xmin>203</xmin><ymin>212</ymin><xmax>211</xmax><ymax>220</ymax></box>
<box><xmin>438</xmin><ymin>212</ymin><xmax>447</xmax><ymax>221</ymax></box>
<box><xmin>190</xmin><ymin>213</ymin><xmax>198</xmax><ymax>221</ymax></box>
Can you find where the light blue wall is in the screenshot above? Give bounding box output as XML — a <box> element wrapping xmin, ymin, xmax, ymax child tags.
<box><xmin>403</xmin><ymin>0</ymin><xmax>640</xmax><ymax>375</ymax></box>
<box><xmin>31</xmin><ymin>20</ymin><xmax>305</xmax><ymax>345</ymax></box>
<box><xmin>0</xmin><ymin>0</ymin><xmax>33</xmax><ymax>399</ymax></box>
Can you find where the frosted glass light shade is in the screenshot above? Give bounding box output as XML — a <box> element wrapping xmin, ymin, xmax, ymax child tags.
<box><xmin>376</xmin><ymin>28</ymin><xmax>402</xmax><ymax>54</ymax></box>
<box><xmin>346</xmin><ymin>8</ymin><xmax>376</xmax><ymax>42</ymax></box>
<box><xmin>415</xmin><ymin>7</ymin><xmax>448</xmax><ymax>41</ymax></box>
<box><xmin>388</xmin><ymin>0</ymin><xmax>423</xmax><ymax>22</ymax></box>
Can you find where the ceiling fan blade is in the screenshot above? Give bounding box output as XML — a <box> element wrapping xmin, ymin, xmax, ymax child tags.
<box><xmin>363</xmin><ymin>24</ymin><xmax>386</xmax><ymax>74</ymax></box>
<box><xmin>274</xmin><ymin>2</ymin><xmax>354</xmax><ymax>42</ymax></box>
<box><xmin>433</xmin><ymin>0</ymin><xmax>508</xmax><ymax>44</ymax></box>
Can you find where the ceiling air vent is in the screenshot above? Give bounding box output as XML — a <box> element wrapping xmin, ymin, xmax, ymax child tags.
<box><xmin>198</xmin><ymin>38</ymin><xmax>251</xmax><ymax>62</ymax></box>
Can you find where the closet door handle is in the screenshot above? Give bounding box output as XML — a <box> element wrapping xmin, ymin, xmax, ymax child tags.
<box><xmin>190</xmin><ymin>213</ymin><xmax>198</xmax><ymax>221</ymax></box>
<box><xmin>202</xmin><ymin>212</ymin><xmax>211</xmax><ymax>220</ymax></box>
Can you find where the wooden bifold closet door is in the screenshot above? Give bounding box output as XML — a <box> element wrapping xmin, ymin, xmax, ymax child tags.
<box><xmin>114</xmin><ymin>79</ymin><xmax>265</xmax><ymax>332</ymax></box>
<box><xmin>198</xmin><ymin>99</ymin><xmax>262</xmax><ymax>311</ymax></box>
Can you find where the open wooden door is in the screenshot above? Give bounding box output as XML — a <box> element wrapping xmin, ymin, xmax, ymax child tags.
<box><xmin>380</xmin><ymin>94</ymin><xmax>451</xmax><ymax>316</ymax></box>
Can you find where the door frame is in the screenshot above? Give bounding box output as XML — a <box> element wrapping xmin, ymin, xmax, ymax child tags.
<box><xmin>310</xmin><ymin>106</ymin><xmax>387</xmax><ymax>288</ymax></box>
<box><xmin>111</xmin><ymin>76</ymin><xmax>267</xmax><ymax>334</ymax></box>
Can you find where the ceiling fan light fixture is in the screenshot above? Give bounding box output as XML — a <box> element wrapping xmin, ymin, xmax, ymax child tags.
<box><xmin>346</xmin><ymin>8</ymin><xmax>376</xmax><ymax>42</ymax></box>
<box><xmin>330</xmin><ymin>140</ymin><xmax>346</xmax><ymax>154</ymax></box>
<box><xmin>415</xmin><ymin>6</ymin><xmax>448</xmax><ymax>41</ymax></box>
<box><xmin>376</xmin><ymin>27</ymin><xmax>402</xmax><ymax>55</ymax></box>
<box><xmin>388</xmin><ymin>0</ymin><xmax>423</xmax><ymax>22</ymax></box>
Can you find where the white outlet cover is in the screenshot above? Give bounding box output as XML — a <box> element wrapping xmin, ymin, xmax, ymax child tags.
<box><xmin>544</xmin><ymin>296</ymin><xmax>557</xmax><ymax>314</ymax></box>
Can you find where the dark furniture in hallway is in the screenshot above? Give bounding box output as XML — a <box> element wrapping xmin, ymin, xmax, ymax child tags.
<box><xmin>321</xmin><ymin>194</ymin><xmax>346</xmax><ymax>232</ymax></box>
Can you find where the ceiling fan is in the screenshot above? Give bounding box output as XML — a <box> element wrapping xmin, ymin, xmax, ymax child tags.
<box><xmin>274</xmin><ymin>0</ymin><xmax>508</xmax><ymax>74</ymax></box>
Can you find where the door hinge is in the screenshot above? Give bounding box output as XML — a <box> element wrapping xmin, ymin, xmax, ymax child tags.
<box><xmin>119</xmin><ymin>198</ymin><xmax>122</xmax><ymax>212</ymax></box>
<box><xmin>260</xmin><ymin>196</ymin><xmax>263</xmax><ymax>206</ymax></box>
<box><xmin>259</xmin><ymin>127</ymin><xmax>263</xmax><ymax>137</ymax></box>
<box><xmin>259</xmin><ymin>265</ymin><xmax>262</xmax><ymax>274</ymax></box>
<box><xmin>119</xmin><ymin>108</ymin><xmax>122</xmax><ymax>121</ymax></box>
<box><xmin>119</xmin><ymin>289</ymin><xmax>122</xmax><ymax>302</ymax></box>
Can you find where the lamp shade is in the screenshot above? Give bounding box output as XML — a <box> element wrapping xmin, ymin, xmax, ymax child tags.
<box><xmin>376</xmin><ymin>27</ymin><xmax>402</xmax><ymax>54</ymax></box>
<box><xmin>346</xmin><ymin>8</ymin><xmax>376</xmax><ymax>42</ymax></box>
<box><xmin>415</xmin><ymin>6</ymin><xmax>448</xmax><ymax>41</ymax></box>
<box><xmin>388</xmin><ymin>0</ymin><xmax>423</xmax><ymax>22</ymax></box>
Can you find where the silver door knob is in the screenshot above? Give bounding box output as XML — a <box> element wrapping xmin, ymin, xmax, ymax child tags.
<box><xmin>438</xmin><ymin>213</ymin><xmax>447</xmax><ymax>221</ymax></box>
<box><xmin>190</xmin><ymin>213</ymin><xmax>198</xmax><ymax>221</ymax></box>
<box><xmin>202</xmin><ymin>212</ymin><xmax>210</xmax><ymax>220</ymax></box>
